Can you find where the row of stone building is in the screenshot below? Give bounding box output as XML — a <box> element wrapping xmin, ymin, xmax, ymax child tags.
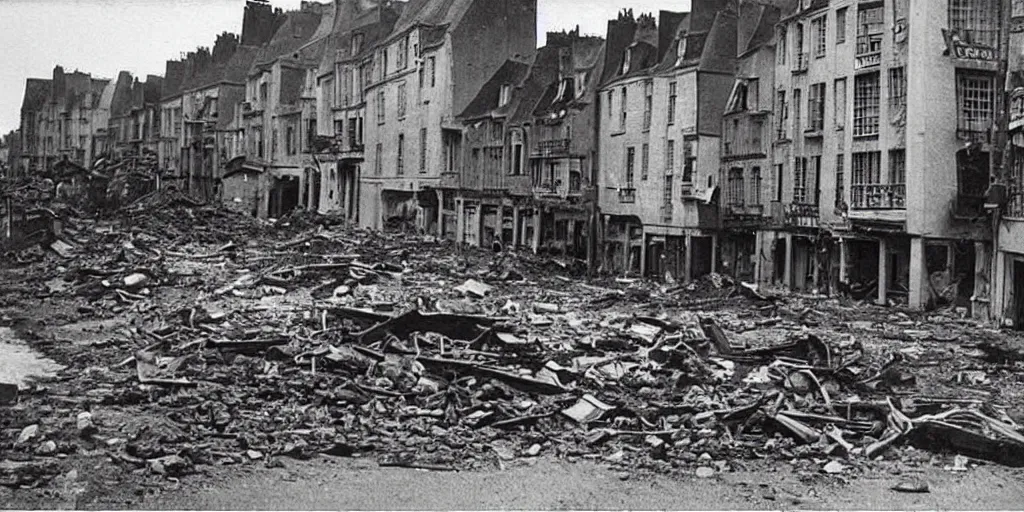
<box><xmin>6</xmin><ymin>0</ymin><xmax>1024</xmax><ymax>328</ymax></box>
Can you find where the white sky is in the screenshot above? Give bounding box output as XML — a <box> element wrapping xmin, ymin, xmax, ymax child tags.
<box><xmin>0</xmin><ymin>0</ymin><xmax>690</xmax><ymax>134</ymax></box>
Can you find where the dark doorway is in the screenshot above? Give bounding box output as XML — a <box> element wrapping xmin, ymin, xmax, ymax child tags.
<box><xmin>270</xmin><ymin>176</ymin><xmax>301</xmax><ymax>218</ymax></box>
<box><xmin>953</xmin><ymin>241</ymin><xmax>977</xmax><ymax>310</ymax></box>
<box><xmin>1014</xmin><ymin>260</ymin><xmax>1024</xmax><ymax>331</ymax></box>
<box><xmin>646</xmin><ymin>237</ymin><xmax>664</xmax><ymax>279</ymax></box>
<box><xmin>691</xmin><ymin>236</ymin><xmax>713</xmax><ymax>279</ymax></box>
<box><xmin>773</xmin><ymin>237</ymin><xmax>787</xmax><ymax>285</ymax></box>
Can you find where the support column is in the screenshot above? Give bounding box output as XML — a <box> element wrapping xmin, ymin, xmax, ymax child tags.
<box><xmin>512</xmin><ymin>206</ymin><xmax>520</xmax><ymax>248</ymax></box>
<box><xmin>973</xmin><ymin>241</ymin><xmax>991</xmax><ymax>320</ymax></box>
<box><xmin>992</xmin><ymin>249</ymin><xmax>1006</xmax><ymax>325</ymax></box>
<box><xmin>567</xmin><ymin>219</ymin><xmax>577</xmax><ymax>256</ymax></box>
<box><xmin>839</xmin><ymin>238</ymin><xmax>849</xmax><ymax>285</ymax></box>
<box><xmin>684</xmin><ymin>232</ymin><xmax>693</xmax><ymax>283</ymax></box>
<box><xmin>908</xmin><ymin>237</ymin><xmax>925</xmax><ymax>309</ymax></box>
<box><xmin>623</xmin><ymin>225</ymin><xmax>632</xmax><ymax>277</ymax></box>
<box><xmin>784</xmin><ymin>233</ymin><xmax>793</xmax><ymax>290</ymax></box>
<box><xmin>812</xmin><ymin>243</ymin><xmax>821</xmax><ymax>292</ymax></box>
<box><xmin>601</xmin><ymin>215</ymin><xmax>609</xmax><ymax>271</ymax></box>
<box><xmin>437</xmin><ymin>190</ymin><xmax>444</xmax><ymax>238</ymax></box>
<box><xmin>455</xmin><ymin>198</ymin><xmax>465</xmax><ymax>246</ymax></box>
<box><xmin>639</xmin><ymin>231</ymin><xmax>648</xmax><ymax>277</ymax></box>
<box><xmin>878</xmin><ymin>237</ymin><xmax>890</xmax><ymax>306</ymax></box>
<box><xmin>754</xmin><ymin>230</ymin><xmax>765</xmax><ymax>284</ymax></box>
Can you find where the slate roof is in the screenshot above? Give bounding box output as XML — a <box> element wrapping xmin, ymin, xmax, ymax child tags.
<box><xmin>251</xmin><ymin>9</ymin><xmax>325</xmax><ymax>72</ymax></box>
<box><xmin>458</xmin><ymin>59</ymin><xmax>531</xmax><ymax>120</ymax></box>
<box><xmin>740</xmin><ymin>1</ymin><xmax>783</xmax><ymax>55</ymax></box>
<box><xmin>21</xmin><ymin>79</ymin><xmax>52</xmax><ymax>112</ymax></box>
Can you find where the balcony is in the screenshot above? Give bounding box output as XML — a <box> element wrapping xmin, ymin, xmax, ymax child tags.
<box><xmin>851</xmin><ymin>184</ymin><xmax>906</xmax><ymax>210</ymax></box>
<box><xmin>723</xmin><ymin>204</ymin><xmax>767</xmax><ymax>229</ymax></box>
<box><xmin>533</xmin><ymin>138</ymin><xmax>570</xmax><ymax>158</ymax></box>
<box><xmin>956</xmin><ymin>128</ymin><xmax>991</xmax><ymax>145</ymax></box>
<box><xmin>784</xmin><ymin>203</ymin><xmax>820</xmax><ymax>228</ymax></box>
<box><xmin>533</xmin><ymin>174</ymin><xmax>583</xmax><ymax>198</ymax></box>
<box><xmin>792</xmin><ymin>52</ymin><xmax>808</xmax><ymax>73</ymax></box>
<box><xmin>618</xmin><ymin>188</ymin><xmax>636</xmax><ymax>203</ymax></box>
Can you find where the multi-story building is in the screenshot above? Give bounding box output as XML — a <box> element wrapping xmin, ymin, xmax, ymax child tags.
<box><xmin>451</xmin><ymin>55</ymin><xmax>543</xmax><ymax>247</ymax></box>
<box><xmin>108</xmin><ymin>75</ymin><xmax>163</xmax><ymax>158</ymax></box>
<box><xmin>313</xmin><ymin>1</ymin><xmax>402</xmax><ymax>220</ymax></box>
<box><xmin>598</xmin><ymin>4</ymin><xmax>736</xmax><ymax>279</ymax></box>
<box><xmin>995</xmin><ymin>0</ymin><xmax>1024</xmax><ymax>328</ymax></box>
<box><xmin>242</xmin><ymin>2</ymin><xmax>331</xmax><ymax>218</ymax></box>
<box><xmin>17</xmin><ymin>67</ymin><xmax>113</xmax><ymax>175</ymax></box>
<box><xmin>718</xmin><ymin>0</ymin><xmax>783</xmax><ymax>285</ymax></box>
<box><xmin>746</xmin><ymin>0</ymin><xmax>999</xmax><ymax>313</ymax></box>
<box><xmin>359</xmin><ymin>0</ymin><xmax>538</xmax><ymax>234</ymax></box>
<box><xmin>159</xmin><ymin>61</ymin><xmax>186</xmax><ymax>183</ymax></box>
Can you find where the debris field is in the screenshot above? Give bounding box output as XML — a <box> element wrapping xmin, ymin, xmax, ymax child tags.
<box><xmin>3</xmin><ymin>190</ymin><xmax>1024</xmax><ymax>499</ymax></box>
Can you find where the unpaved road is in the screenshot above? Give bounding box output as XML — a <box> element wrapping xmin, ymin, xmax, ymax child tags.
<box><xmin>130</xmin><ymin>457</ymin><xmax>1024</xmax><ymax>510</ymax></box>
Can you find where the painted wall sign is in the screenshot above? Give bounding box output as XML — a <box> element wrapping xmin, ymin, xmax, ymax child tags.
<box><xmin>942</xmin><ymin>29</ymin><xmax>1000</xmax><ymax>62</ymax></box>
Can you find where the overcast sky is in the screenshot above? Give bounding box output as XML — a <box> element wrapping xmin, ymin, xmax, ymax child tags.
<box><xmin>0</xmin><ymin>0</ymin><xmax>689</xmax><ymax>135</ymax></box>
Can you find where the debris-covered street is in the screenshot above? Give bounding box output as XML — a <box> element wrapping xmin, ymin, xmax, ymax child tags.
<box><xmin>3</xmin><ymin>190</ymin><xmax>1024</xmax><ymax>509</ymax></box>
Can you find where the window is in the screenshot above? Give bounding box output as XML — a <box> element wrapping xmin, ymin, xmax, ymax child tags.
<box><xmin>813</xmin><ymin>16</ymin><xmax>827</xmax><ymax>58</ymax></box>
<box><xmin>376</xmin><ymin>89</ymin><xmax>386</xmax><ymax>124</ymax></box>
<box><xmin>352</xmin><ymin>33</ymin><xmax>364</xmax><ymax>55</ymax></box>
<box><xmin>834</xmin><ymin>78</ymin><xmax>847</xmax><ymax>130</ymax></box>
<box><xmin>888</xmin><ymin>66</ymin><xmax>905</xmax><ymax>116</ymax></box>
<box><xmin>793</xmin><ymin>88</ymin><xmax>802</xmax><ymax>133</ymax></box>
<box><xmin>375</xmin><ymin>143</ymin><xmax>383</xmax><ymax>175</ymax></box>
<box><xmin>668</xmin><ymin>82</ymin><xmax>677</xmax><ymax>124</ymax></box>
<box><xmin>663</xmin><ymin>175</ymin><xmax>674</xmax><ymax>222</ymax></box>
<box><xmin>794</xmin><ymin>22</ymin><xmax>806</xmax><ymax>67</ymax></box>
<box><xmin>512</xmin><ymin>140</ymin><xmax>523</xmax><ymax>176</ymax></box>
<box><xmin>657</xmin><ymin>141</ymin><xmax>673</xmax><ymax>177</ymax></box>
<box><xmin>396</xmin><ymin>134</ymin><xmax>405</xmax><ymax>175</ymax></box>
<box><xmin>853</xmin><ymin>72</ymin><xmax>880</xmax><ymax>136</ymax></box>
<box><xmin>491</xmin><ymin>121</ymin><xmax>503</xmax><ymax>141</ymax></box>
<box><xmin>429</xmin><ymin>56</ymin><xmax>436</xmax><ymax>87</ymax></box>
<box><xmin>607</xmin><ymin>90</ymin><xmax>614</xmax><ymax>119</ymax></box>
<box><xmin>852</xmin><ymin>151</ymin><xmax>882</xmax><ymax>207</ymax></box>
<box><xmin>381</xmin><ymin>48</ymin><xmax>389</xmax><ymax>79</ymax></box>
<box><xmin>727</xmin><ymin>167</ymin><xmax>744</xmax><ymax>205</ymax></box>
<box><xmin>776</xmin><ymin>90</ymin><xmax>788</xmax><ymax>139</ymax></box>
<box><xmin>794</xmin><ymin>157</ymin><xmax>809</xmax><ymax>204</ymax></box>
<box><xmin>836</xmin><ymin>7</ymin><xmax>847</xmax><ymax>44</ymax></box>
<box><xmin>777</xmin><ymin>27</ymin><xmax>787</xmax><ymax>65</ymax></box>
<box><xmin>626</xmin><ymin>147</ymin><xmax>635</xmax><ymax>185</ymax></box>
<box><xmin>835</xmin><ymin>154</ymin><xmax>846</xmax><ymax>208</ymax></box>
<box><xmin>641</xmin><ymin>143</ymin><xmax>650</xmax><ymax>180</ymax></box>
<box><xmin>751</xmin><ymin>118</ymin><xmax>764</xmax><ymax>152</ymax></box>
<box><xmin>643</xmin><ymin>80</ymin><xmax>653</xmax><ymax>130</ymax></box>
<box><xmin>956</xmin><ymin>70</ymin><xmax>995</xmax><ymax>136</ymax></box>
<box><xmin>809</xmin><ymin>83</ymin><xmax>826</xmax><ymax>132</ymax></box>
<box><xmin>889</xmin><ymin>149</ymin><xmax>906</xmax><ymax>185</ymax></box>
<box><xmin>750</xmin><ymin>167</ymin><xmax>762</xmax><ymax>206</ymax></box>
<box><xmin>398</xmin><ymin>82</ymin><xmax>407</xmax><ymax>118</ymax></box>
<box><xmin>420</xmin><ymin>128</ymin><xmax>427</xmax><ymax>173</ymax></box>
<box><xmin>286</xmin><ymin>126</ymin><xmax>296</xmax><ymax>155</ymax></box>
<box><xmin>774</xmin><ymin>163</ymin><xmax>784</xmax><ymax>202</ymax></box>
<box><xmin>499</xmin><ymin>84</ymin><xmax>512</xmax><ymax>107</ymax></box>
<box><xmin>398</xmin><ymin>36</ymin><xmax>409</xmax><ymax>70</ymax></box>
<box><xmin>682</xmin><ymin>138</ymin><xmax>696</xmax><ymax>182</ymax></box>
<box><xmin>949</xmin><ymin>0</ymin><xmax>1002</xmax><ymax>49</ymax></box>
<box><xmin>620</xmin><ymin>87</ymin><xmax>627</xmax><ymax>131</ymax></box>
<box><xmin>856</xmin><ymin>6</ymin><xmax>884</xmax><ymax>57</ymax></box>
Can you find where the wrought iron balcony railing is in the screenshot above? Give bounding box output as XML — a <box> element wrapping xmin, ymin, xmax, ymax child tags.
<box><xmin>851</xmin><ymin>184</ymin><xmax>906</xmax><ymax>210</ymax></box>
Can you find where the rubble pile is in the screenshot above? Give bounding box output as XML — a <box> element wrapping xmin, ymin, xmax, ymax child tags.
<box><xmin>2</xmin><ymin>198</ymin><xmax>1024</xmax><ymax>492</ymax></box>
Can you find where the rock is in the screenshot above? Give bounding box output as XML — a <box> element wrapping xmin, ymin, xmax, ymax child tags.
<box><xmin>698</xmin><ymin>452</ymin><xmax>713</xmax><ymax>462</ymax></box>
<box><xmin>76</xmin><ymin>412</ymin><xmax>96</xmax><ymax>436</ymax></box>
<box><xmin>123</xmin><ymin>273</ymin><xmax>150</xmax><ymax>289</ymax></box>
<box><xmin>16</xmin><ymin>424</ymin><xmax>39</xmax><ymax>445</ymax></box>
<box><xmin>246</xmin><ymin>450</ymin><xmax>264</xmax><ymax>460</ymax></box>
<box><xmin>617</xmin><ymin>472</ymin><xmax>631</xmax><ymax>481</ymax></box>
<box><xmin>695</xmin><ymin>467</ymin><xmax>715</xmax><ymax>478</ymax></box>
<box><xmin>525</xmin><ymin>444</ymin><xmax>542</xmax><ymax>457</ymax></box>
<box><xmin>148</xmin><ymin>455</ymin><xmax>191</xmax><ymax>477</ymax></box>
<box><xmin>36</xmin><ymin>441</ymin><xmax>58</xmax><ymax>455</ymax></box>
<box><xmin>822</xmin><ymin>460</ymin><xmax>846</xmax><ymax>474</ymax></box>
<box><xmin>892</xmin><ymin>479</ymin><xmax>930</xmax><ymax>493</ymax></box>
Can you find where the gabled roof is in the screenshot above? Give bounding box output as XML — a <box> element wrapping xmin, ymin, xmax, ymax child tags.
<box><xmin>251</xmin><ymin>8</ymin><xmax>325</xmax><ymax>72</ymax></box>
<box><xmin>21</xmin><ymin>79</ymin><xmax>51</xmax><ymax>112</ymax></box>
<box><xmin>697</xmin><ymin>10</ymin><xmax>738</xmax><ymax>74</ymax></box>
<box><xmin>458</xmin><ymin>59</ymin><xmax>531</xmax><ymax>120</ymax></box>
<box><xmin>388</xmin><ymin>0</ymin><xmax>473</xmax><ymax>44</ymax></box>
<box><xmin>161</xmin><ymin>60</ymin><xmax>186</xmax><ymax>101</ymax></box>
<box><xmin>740</xmin><ymin>1</ymin><xmax>783</xmax><ymax>55</ymax></box>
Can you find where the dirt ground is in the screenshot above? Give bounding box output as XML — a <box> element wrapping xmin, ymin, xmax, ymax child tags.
<box><xmin>134</xmin><ymin>457</ymin><xmax>1024</xmax><ymax>510</ymax></box>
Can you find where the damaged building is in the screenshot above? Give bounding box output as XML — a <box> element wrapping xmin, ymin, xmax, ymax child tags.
<box><xmin>598</xmin><ymin>3</ymin><xmax>735</xmax><ymax>279</ymax></box>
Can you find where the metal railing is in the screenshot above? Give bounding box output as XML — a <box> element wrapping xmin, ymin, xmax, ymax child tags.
<box><xmin>618</xmin><ymin>188</ymin><xmax>636</xmax><ymax>203</ymax></box>
<box><xmin>793</xmin><ymin>52</ymin><xmax>808</xmax><ymax>73</ymax></box>
<box><xmin>533</xmin><ymin>138</ymin><xmax>570</xmax><ymax>157</ymax></box>
<box><xmin>851</xmin><ymin>183</ymin><xmax>906</xmax><ymax>210</ymax></box>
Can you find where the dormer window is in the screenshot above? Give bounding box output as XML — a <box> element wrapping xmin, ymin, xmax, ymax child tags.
<box><xmin>621</xmin><ymin>48</ymin><xmax>632</xmax><ymax>75</ymax></box>
<box><xmin>675</xmin><ymin>38</ymin><xmax>687</xmax><ymax>64</ymax></box>
<box><xmin>575</xmin><ymin>72</ymin><xmax>587</xmax><ymax>98</ymax></box>
<box><xmin>499</xmin><ymin>84</ymin><xmax>512</xmax><ymax>107</ymax></box>
<box><xmin>352</xmin><ymin>33</ymin><xmax>364</xmax><ymax>55</ymax></box>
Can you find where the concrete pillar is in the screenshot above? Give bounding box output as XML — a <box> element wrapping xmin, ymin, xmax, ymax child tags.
<box><xmin>601</xmin><ymin>215</ymin><xmax>609</xmax><ymax>270</ymax></box>
<box><xmin>623</xmin><ymin>225</ymin><xmax>632</xmax><ymax>277</ymax></box>
<box><xmin>753</xmin><ymin>231</ymin><xmax>763</xmax><ymax>284</ymax></box>
<box><xmin>992</xmin><ymin>249</ymin><xmax>1006</xmax><ymax>325</ymax></box>
<box><xmin>812</xmin><ymin>242</ymin><xmax>820</xmax><ymax>292</ymax></box>
<box><xmin>512</xmin><ymin>207</ymin><xmax>521</xmax><ymax>248</ymax></box>
<box><xmin>567</xmin><ymin>219</ymin><xmax>577</xmax><ymax>256</ymax></box>
<box><xmin>684</xmin><ymin>232</ymin><xmax>693</xmax><ymax>283</ymax></box>
<box><xmin>839</xmin><ymin>238</ymin><xmax>849</xmax><ymax>284</ymax></box>
<box><xmin>908</xmin><ymin>237</ymin><xmax>925</xmax><ymax>309</ymax></box>
<box><xmin>455</xmin><ymin>198</ymin><xmax>465</xmax><ymax>246</ymax></box>
<box><xmin>783</xmin><ymin>233</ymin><xmax>793</xmax><ymax>290</ymax></box>
<box><xmin>878</xmin><ymin>237</ymin><xmax>889</xmax><ymax>306</ymax></box>
<box><xmin>639</xmin><ymin>231</ymin><xmax>648</xmax><ymax>277</ymax></box>
<box><xmin>437</xmin><ymin>189</ymin><xmax>444</xmax><ymax>238</ymax></box>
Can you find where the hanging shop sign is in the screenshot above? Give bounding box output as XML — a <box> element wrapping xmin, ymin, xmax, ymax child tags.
<box><xmin>942</xmin><ymin>29</ymin><xmax>1000</xmax><ymax>62</ymax></box>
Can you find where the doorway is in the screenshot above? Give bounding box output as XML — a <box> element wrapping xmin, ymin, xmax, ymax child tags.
<box><xmin>1014</xmin><ymin>260</ymin><xmax>1024</xmax><ymax>331</ymax></box>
